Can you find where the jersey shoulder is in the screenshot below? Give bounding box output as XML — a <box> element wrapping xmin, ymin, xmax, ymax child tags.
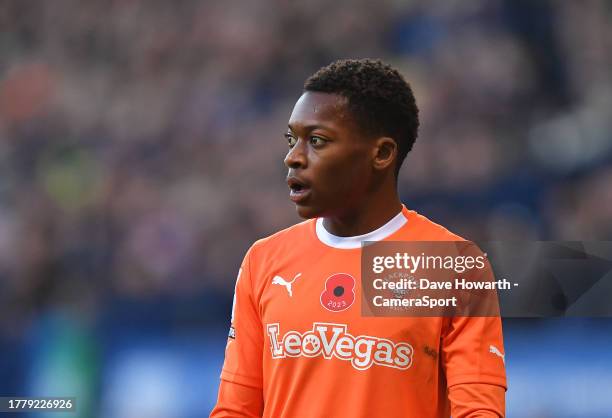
<box><xmin>241</xmin><ymin>219</ymin><xmax>315</xmax><ymax>297</ymax></box>
<box><xmin>247</xmin><ymin>218</ymin><xmax>315</xmax><ymax>261</ymax></box>
<box><xmin>403</xmin><ymin>209</ymin><xmax>466</xmax><ymax>242</ymax></box>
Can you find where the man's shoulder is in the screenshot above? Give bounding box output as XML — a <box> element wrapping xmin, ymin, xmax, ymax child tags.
<box><xmin>404</xmin><ymin>209</ymin><xmax>466</xmax><ymax>242</ymax></box>
<box><xmin>248</xmin><ymin>218</ymin><xmax>315</xmax><ymax>257</ymax></box>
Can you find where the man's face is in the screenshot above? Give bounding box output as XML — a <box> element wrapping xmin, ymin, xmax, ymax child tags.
<box><xmin>284</xmin><ymin>91</ymin><xmax>375</xmax><ymax>219</ymax></box>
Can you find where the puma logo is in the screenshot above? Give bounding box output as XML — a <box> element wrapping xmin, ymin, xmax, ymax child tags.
<box><xmin>272</xmin><ymin>273</ymin><xmax>302</xmax><ymax>297</ymax></box>
<box><xmin>489</xmin><ymin>345</ymin><xmax>505</xmax><ymax>364</ymax></box>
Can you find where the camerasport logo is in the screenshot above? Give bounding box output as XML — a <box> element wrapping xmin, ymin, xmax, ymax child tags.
<box><xmin>320</xmin><ymin>273</ymin><xmax>355</xmax><ymax>312</ymax></box>
<box><xmin>266</xmin><ymin>322</ymin><xmax>413</xmax><ymax>371</ymax></box>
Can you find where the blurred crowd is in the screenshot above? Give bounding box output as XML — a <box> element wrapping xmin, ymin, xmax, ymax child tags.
<box><xmin>0</xmin><ymin>0</ymin><xmax>611</xmax><ymax>415</ymax></box>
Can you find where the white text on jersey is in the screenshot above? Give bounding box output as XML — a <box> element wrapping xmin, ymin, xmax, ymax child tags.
<box><xmin>266</xmin><ymin>322</ymin><xmax>413</xmax><ymax>371</ymax></box>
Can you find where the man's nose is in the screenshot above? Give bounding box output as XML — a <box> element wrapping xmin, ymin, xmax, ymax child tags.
<box><xmin>284</xmin><ymin>139</ymin><xmax>307</xmax><ymax>168</ymax></box>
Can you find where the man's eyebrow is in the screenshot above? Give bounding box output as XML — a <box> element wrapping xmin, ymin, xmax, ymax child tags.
<box><xmin>287</xmin><ymin>123</ymin><xmax>332</xmax><ymax>131</ymax></box>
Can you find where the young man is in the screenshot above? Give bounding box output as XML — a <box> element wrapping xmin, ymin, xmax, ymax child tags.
<box><xmin>210</xmin><ymin>59</ymin><xmax>506</xmax><ymax>417</ymax></box>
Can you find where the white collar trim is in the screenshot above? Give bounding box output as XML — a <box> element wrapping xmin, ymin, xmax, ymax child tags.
<box><xmin>315</xmin><ymin>210</ymin><xmax>407</xmax><ymax>249</ymax></box>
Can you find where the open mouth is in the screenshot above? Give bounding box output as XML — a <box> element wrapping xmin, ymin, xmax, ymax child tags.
<box><xmin>290</xmin><ymin>183</ymin><xmax>305</xmax><ymax>192</ymax></box>
<box><xmin>287</xmin><ymin>177</ymin><xmax>311</xmax><ymax>202</ymax></box>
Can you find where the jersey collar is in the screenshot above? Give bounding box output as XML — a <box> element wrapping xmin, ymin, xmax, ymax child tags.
<box><xmin>315</xmin><ymin>207</ymin><xmax>407</xmax><ymax>249</ymax></box>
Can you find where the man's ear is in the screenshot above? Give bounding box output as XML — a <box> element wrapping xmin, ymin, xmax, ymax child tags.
<box><xmin>372</xmin><ymin>137</ymin><xmax>397</xmax><ymax>171</ymax></box>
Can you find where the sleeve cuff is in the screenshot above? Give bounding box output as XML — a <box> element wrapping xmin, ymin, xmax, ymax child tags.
<box><xmin>447</xmin><ymin>372</ymin><xmax>507</xmax><ymax>390</ymax></box>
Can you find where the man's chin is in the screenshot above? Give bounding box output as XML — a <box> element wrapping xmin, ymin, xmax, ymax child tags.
<box><xmin>295</xmin><ymin>204</ymin><xmax>322</xmax><ymax>219</ymax></box>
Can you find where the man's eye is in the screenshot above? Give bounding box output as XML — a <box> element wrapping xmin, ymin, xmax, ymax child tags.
<box><xmin>285</xmin><ymin>133</ymin><xmax>297</xmax><ymax>147</ymax></box>
<box><xmin>310</xmin><ymin>136</ymin><xmax>326</xmax><ymax>147</ymax></box>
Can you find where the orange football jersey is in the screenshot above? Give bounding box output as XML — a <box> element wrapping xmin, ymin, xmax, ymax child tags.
<box><xmin>211</xmin><ymin>205</ymin><xmax>506</xmax><ymax>418</ymax></box>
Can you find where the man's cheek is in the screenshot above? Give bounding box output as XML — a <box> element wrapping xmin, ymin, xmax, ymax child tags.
<box><xmin>328</xmin><ymin>168</ymin><xmax>353</xmax><ymax>194</ymax></box>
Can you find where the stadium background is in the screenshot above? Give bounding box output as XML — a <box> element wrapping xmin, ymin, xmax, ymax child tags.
<box><xmin>1</xmin><ymin>0</ymin><xmax>611</xmax><ymax>416</ymax></box>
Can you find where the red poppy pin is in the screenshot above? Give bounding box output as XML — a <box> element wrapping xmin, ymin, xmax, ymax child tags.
<box><xmin>320</xmin><ymin>273</ymin><xmax>356</xmax><ymax>312</ymax></box>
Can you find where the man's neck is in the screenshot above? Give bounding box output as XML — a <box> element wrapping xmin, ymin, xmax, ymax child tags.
<box><xmin>321</xmin><ymin>195</ymin><xmax>403</xmax><ymax>237</ymax></box>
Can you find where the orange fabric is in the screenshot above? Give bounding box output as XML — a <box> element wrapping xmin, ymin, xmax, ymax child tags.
<box><xmin>448</xmin><ymin>383</ymin><xmax>506</xmax><ymax>418</ymax></box>
<box><xmin>211</xmin><ymin>206</ymin><xmax>506</xmax><ymax>418</ymax></box>
<box><xmin>211</xmin><ymin>380</ymin><xmax>263</xmax><ymax>418</ymax></box>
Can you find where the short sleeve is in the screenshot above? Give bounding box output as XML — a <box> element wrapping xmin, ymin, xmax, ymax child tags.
<box><xmin>219</xmin><ymin>248</ymin><xmax>264</xmax><ymax>389</ymax></box>
<box><xmin>441</xmin><ymin>315</ymin><xmax>507</xmax><ymax>389</ymax></box>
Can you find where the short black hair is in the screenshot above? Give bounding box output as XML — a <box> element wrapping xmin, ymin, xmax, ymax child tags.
<box><xmin>304</xmin><ymin>58</ymin><xmax>419</xmax><ymax>177</ymax></box>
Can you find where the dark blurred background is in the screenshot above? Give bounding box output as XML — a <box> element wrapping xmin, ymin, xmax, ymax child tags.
<box><xmin>1</xmin><ymin>0</ymin><xmax>611</xmax><ymax>417</ymax></box>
